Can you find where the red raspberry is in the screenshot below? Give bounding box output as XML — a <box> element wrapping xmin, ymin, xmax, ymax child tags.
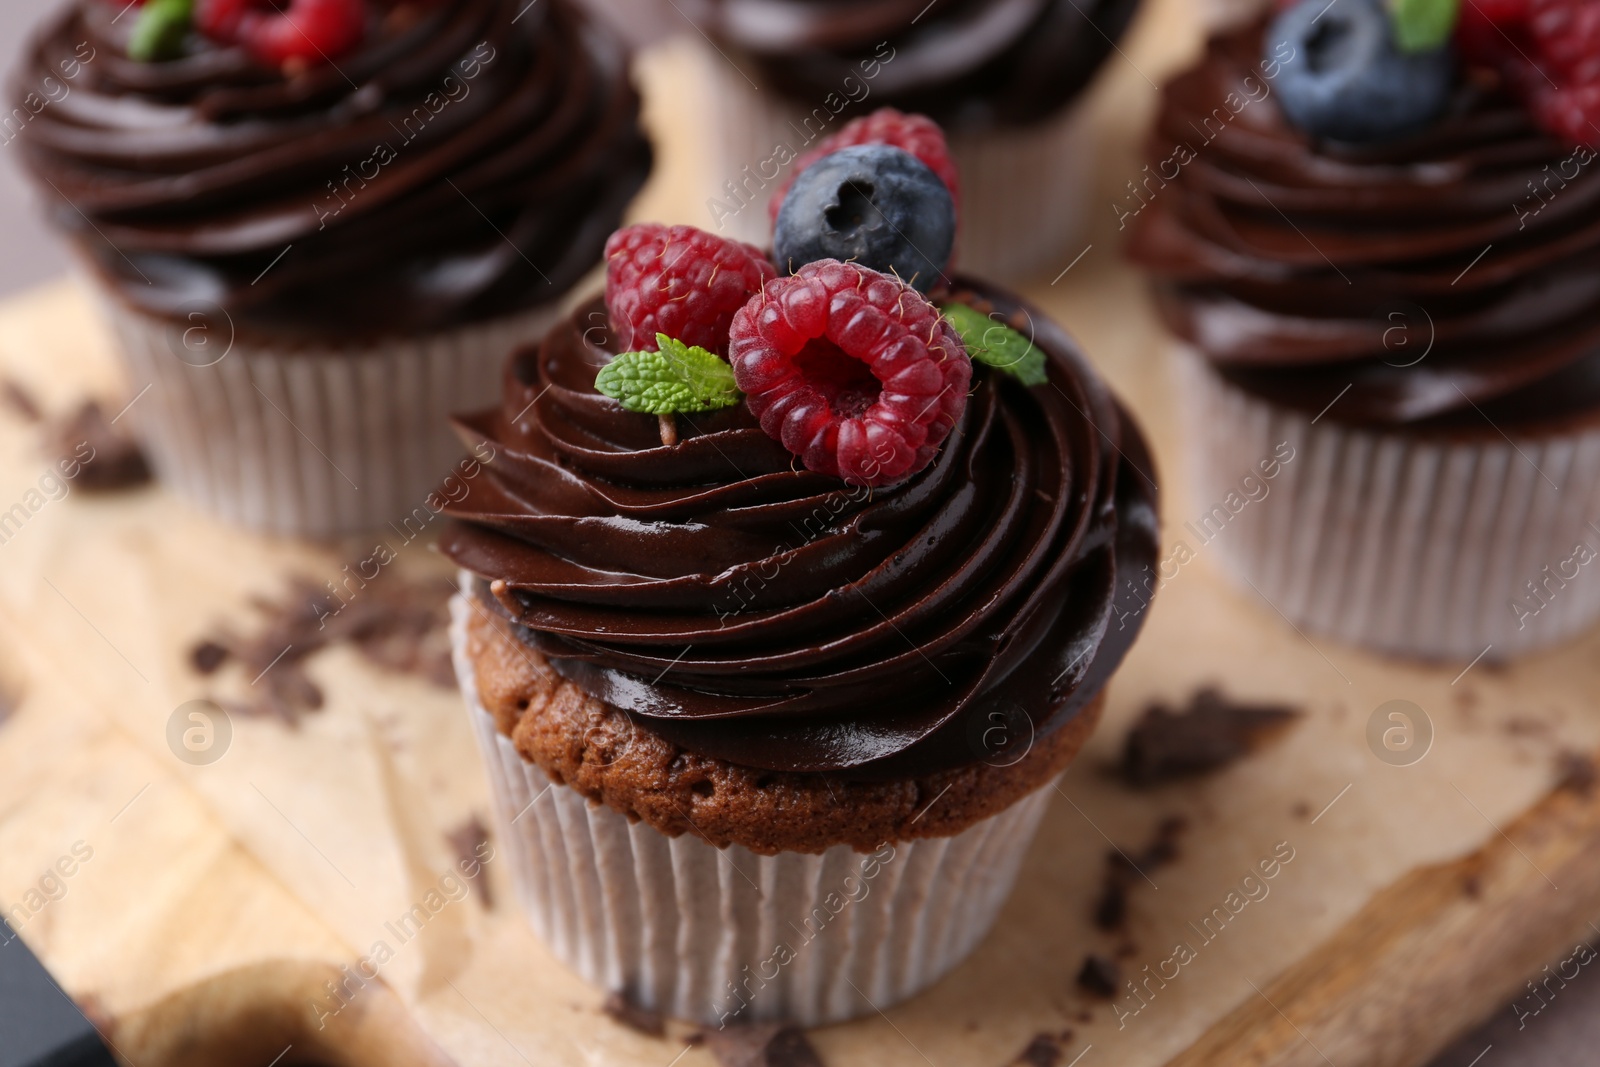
<box><xmin>1529</xmin><ymin>0</ymin><xmax>1600</xmax><ymax>83</ymax></box>
<box><xmin>728</xmin><ymin>260</ymin><xmax>970</xmax><ymax>487</ymax></box>
<box><xmin>605</xmin><ymin>224</ymin><xmax>777</xmax><ymax>357</ymax></box>
<box><xmin>768</xmin><ymin>109</ymin><xmax>961</xmax><ymax>228</ymax></box>
<box><xmin>197</xmin><ymin>0</ymin><xmax>366</xmax><ymax>67</ymax></box>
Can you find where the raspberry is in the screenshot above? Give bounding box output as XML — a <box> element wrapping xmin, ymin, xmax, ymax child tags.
<box><xmin>728</xmin><ymin>260</ymin><xmax>970</xmax><ymax>487</ymax></box>
<box><xmin>768</xmin><ymin>109</ymin><xmax>961</xmax><ymax>228</ymax></box>
<box><xmin>605</xmin><ymin>224</ymin><xmax>777</xmax><ymax>357</ymax></box>
<box><xmin>1529</xmin><ymin>0</ymin><xmax>1600</xmax><ymax>83</ymax></box>
<box><xmin>1460</xmin><ymin>0</ymin><xmax>1600</xmax><ymax>146</ymax></box>
<box><xmin>197</xmin><ymin>0</ymin><xmax>366</xmax><ymax>67</ymax></box>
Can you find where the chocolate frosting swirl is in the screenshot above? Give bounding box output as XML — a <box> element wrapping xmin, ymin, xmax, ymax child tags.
<box><xmin>698</xmin><ymin>0</ymin><xmax>1142</xmax><ymax>129</ymax></box>
<box><xmin>12</xmin><ymin>0</ymin><xmax>650</xmax><ymax>339</ymax></box>
<box><xmin>440</xmin><ymin>283</ymin><xmax>1159</xmax><ymax>780</ymax></box>
<box><xmin>1127</xmin><ymin>20</ymin><xmax>1600</xmax><ymax>429</ymax></box>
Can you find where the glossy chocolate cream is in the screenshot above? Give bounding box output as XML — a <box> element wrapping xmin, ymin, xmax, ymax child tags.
<box><xmin>1127</xmin><ymin>20</ymin><xmax>1600</xmax><ymax>430</ymax></box>
<box><xmin>698</xmin><ymin>0</ymin><xmax>1142</xmax><ymax>129</ymax></box>
<box><xmin>12</xmin><ymin>0</ymin><xmax>650</xmax><ymax>340</ymax></box>
<box><xmin>441</xmin><ymin>282</ymin><xmax>1159</xmax><ymax>781</ymax></box>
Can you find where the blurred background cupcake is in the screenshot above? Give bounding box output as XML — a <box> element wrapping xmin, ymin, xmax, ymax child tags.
<box><xmin>10</xmin><ymin>0</ymin><xmax>651</xmax><ymax>537</ymax></box>
<box><xmin>678</xmin><ymin>0</ymin><xmax>1144</xmax><ymax>281</ymax></box>
<box><xmin>1128</xmin><ymin>0</ymin><xmax>1600</xmax><ymax>661</ymax></box>
<box><xmin>442</xmin><ymin>113</ymin><xmax>1159</xmax><ymax>1024</ymax></box>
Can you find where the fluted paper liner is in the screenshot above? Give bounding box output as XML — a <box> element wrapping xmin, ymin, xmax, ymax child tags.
<box><xmin>99</xmin><ymin>294</ymin><xmax>563</xmax><ymax>539</ymax></box>
<box><xmin>450</xmin><ymin>594</ymin><xmax>1057</xmax><ymax>1027</ymax></box>
<box><xmin>1179</xmin><ymin>347</ymin><xmax>1600</xmax><ymax>661</ymax></box>
<box><xmin>691</xmin><ymin>44</ymin><xmax>1092</xmax><ymax>282</ymax></box>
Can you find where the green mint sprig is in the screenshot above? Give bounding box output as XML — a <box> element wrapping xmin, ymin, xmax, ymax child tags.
<box><xmin>129</xmin><ymin>0</ymin><xmax>195</xmax><ymax>62</ymax></box>
<box><xmin>1391</xmin><ymin>0</ymin><xmax>1459</xmax><ymax>53</ymax></box>
<box><xmin>941</xmin><ymin>303</ymin><xmax>1047</xmax><ymax>387</ymax></box>
<box><xmin>594</xmin><ymin>334</ymin><xmax>742</xmax><ymax>416</ymax></box>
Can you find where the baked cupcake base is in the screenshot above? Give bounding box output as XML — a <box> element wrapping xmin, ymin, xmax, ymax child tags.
<box><xmin>692</xmin><ymin>46</ymin><xmax>1092</xmax><ymax>283</ymax></box>
<box><xmin>101</xmin><ymin>294</ymin><xmax>564</xmax><ymax>539</ymax></box>
<box><xmin>1178</xmin><ymin>347</ymin><xmax>1600</xmax><ymax>661</ymax></box>
<box><xmin>451</xmin><ymin>589</ymin><xmax>1100</xmax><ymax>1025</ymax></box>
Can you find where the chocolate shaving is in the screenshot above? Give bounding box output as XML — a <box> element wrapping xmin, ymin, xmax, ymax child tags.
<box><xmin>191</xmin><ymin>567</ymin><xmax>456</xmax><ymax>724</ymax></box>
<box><xmin>1076</xmin><ymin>955</ymin><xmax>1120</xmax><ymax>999</ymax></box>
<box><xmin>1011</xmin><ymin>1031</ymin><xmax>1075</xmax><ymax>1067</ymax></box>
<box><xmin>602</xmin><ymin>991</ymin><xmax>666</xmax><ymax>1037</ymax></box>
<box><xmin>1120</xmin><ymin>687</ymin><xmax>1299</xmax><ymax>787</ymax></box>
<box><xmin>696</xmin><ymin>1024</ymin><xmax>825</xmax><ymax>1067</ymax></box>
<box><xmin>1095</xmin><ymin>816</ymin><xmax>1186</xmax><ymax>932</ymax></box>
<box><xmin>1</xmin><ymin>378</ymin><xmax>43</xmax><ymax>422</ymax></box>
<box><xmin>446</xmin><ymin>815</ymin><xmax>494</xmax><ymax>910</ymax></box>
<box><xmin>1556</xmin><ymin>751</ymin><xmax>1597</xmax><ymax>796</ymax></box>
<box><xmin>44</xmin><ymin>400</ymin><xmax>151</xmax><ymax>492</ymax></box>
<box><xmin>190</xmin><ymin>640</ymin><xmax>229</xmax><ymax>675</ymax></box>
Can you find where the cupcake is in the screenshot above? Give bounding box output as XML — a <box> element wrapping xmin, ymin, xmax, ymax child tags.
<box><xmin>11</xmin><ymin>0</ymin><xmax>651</xmax><ymax>537</ymax></box>
<box><xmin>684</xmin><ymin>0</ymin><xmax>1143</xmax><ymax>280</ymax></box>
<box><xmin>442</xmin><ymin>112</ymin><xmax>1159</xmax><ymax>1024</ymax></box>
<box><xmin>1127</xmin><ymin>0</ymin><xmax>1600</xmax><ymax>661</ymax></box>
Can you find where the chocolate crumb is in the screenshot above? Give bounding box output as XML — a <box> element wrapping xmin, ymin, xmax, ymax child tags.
<box><xmin>45</xmin><ymin>400</ymin><xmax>151</xmax><ymax>492</ymax></box>
<box><xmin>192</xmin><ymin>566</ymin><xmax>455</xmax><ymax>723</ymax></box>
<box><xmin>1291</xmin><ymin>801</ymin><xmax>1312</xmax><ymax>820</ymax></box>
<box><xmin>1010</xmin><ymin>1030</ymin><xmax>1075</xmax><ymax>1067</ymax></box>
<box><xmin>1556</xmin><ymin>751</ymin><xmax>1597</xmax><ymax>796</ymax></box>
<box><xmin>1462</xmin><ymin>873</ymin><xmax>1483</xmax><ymax>900</ymax></box>
<box><xmin>1016</xmin><ymin>1034</ymin><xmax>1061</xmax><ymax>1067</ymax></box>
<box><xmin>446</xmin><ymin>815</ymin><xmax>494</xmax><ymax>910</ymax></box>
<box><xmin>1</xmin><ymin>378</ymin><xmax>43</xmax><ymax>422</ymax></box>
<box><xmin>1095</xmin><ymin>816</ymin><xmax>1186</xmax><ymax>931</ymax></box>
<box><xmin>1120</xmin><ymin>687</ymin><xmax>1299</xmax><ymax>787</ymax></box>
<box><xmin>699</xmin><ymin>1024</ymin><xmax>825</xmax><ymax>1067</ymax></box>
<box><xmin>190</xmin><ymin>640</ymin><xmax>229</xmax><ymax>675</ymax></box>
<box><xmin>1076</xmin><ymin>955</ymin><xmax>1120</xmax><ymax>999</ymax></box>
<box><xmin>602</xmin><ymin>990</ymin><xmax>665</xmax><ymax>1037</ymax></box>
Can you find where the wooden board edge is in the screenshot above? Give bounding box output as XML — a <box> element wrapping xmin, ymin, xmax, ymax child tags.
<box><xmin>1167</xmin><ymin>763</ymin><xmax>1600</xmax><ymax>1067</ymax></box>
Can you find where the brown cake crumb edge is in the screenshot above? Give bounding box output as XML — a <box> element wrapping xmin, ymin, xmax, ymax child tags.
<box><xmin>462</xmin><ymin>605</ymin><xmax>1103</xmax><ymax>856</ymax></box>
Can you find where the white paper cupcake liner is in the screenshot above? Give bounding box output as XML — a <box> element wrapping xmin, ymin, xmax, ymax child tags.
<box><xmin>1179</xmin><ymin>348</ymin><xmax>1600</xmax><ymax>661</ymax></box>
<box><xmin>450</xmin><ymin>594</ymin><xmax>1057</xmax><ymax>1026</ymax></box>
<box><xmin>98</xmin><ymin>293</ymin><xmax>563</xmax><ymax>539</ymax></box>
<box><xmin>692</xmin><ymin>45</ymin><xmax>1092</xmax><ymax>283</ymax></box>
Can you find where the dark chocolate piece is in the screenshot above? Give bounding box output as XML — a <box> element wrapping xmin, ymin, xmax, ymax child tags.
<box><xmin>1120</xmin><ymin>688</ymin><xmax>1299</xmax><ymax>787</ymax></box>
<box><xmin>1556</xmin><ymin>751</ymin><xmax>1597</xmax><ymax>796</ymax></box>
<box><xmin>601</xmin><ymin>990</ymin><xmax>665</xmax><ymax>1037</ymax></box>
<box><xmin>1076</xmin><ymin>955</ymin><xmax>1120</xmax><ymax>999</ymax></box>
<box><xmin>44</xmin><ymin>402</ymin><xmax>150</xmax><ymax>493</ymax></box>
<box><xmin>194</xmin><ymin>567</ymin><xmax>456</xmax><ymax>724</ymax></box>
<box><xmin>698</xmin><ymin>1024</ymin><xmax>825</xmax><ymax>1067</ymax></box>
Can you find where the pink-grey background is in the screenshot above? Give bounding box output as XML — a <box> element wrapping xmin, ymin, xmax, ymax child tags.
<box><xmin>0</xmin><ymin>0</ymin><xmax>1594</xmax><ymax>1062</ymax></box>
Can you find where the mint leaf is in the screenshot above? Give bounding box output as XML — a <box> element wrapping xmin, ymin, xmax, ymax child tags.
<box><xmin>129</xmin><ymin>0</ymin><xmax>195</xmax><ymax>62</ymax></box>
<box><xmin>941</xmin><ymin>303</ymin><xmax>1047</xmax><ymax>387</ymax></box>
<box><xmin>594</xmin><ymin>334</ymin><xmax>742</xmax><ymax>416</ymax></box>
<box><xmin>1391</xmin><ymin>0</ymin><xmax>1458</xmax><ymax>53</ymax></box>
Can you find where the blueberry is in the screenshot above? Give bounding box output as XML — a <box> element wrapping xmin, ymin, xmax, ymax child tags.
<box><xmin>1266</xmin><ymin>0</ymin><xmax>1454</xmax><ymax>144</ymax></box>
<box><xmin>773</xmin><ymin>144</ymin><xmax>955</xmax><ymax>293</ymax></box>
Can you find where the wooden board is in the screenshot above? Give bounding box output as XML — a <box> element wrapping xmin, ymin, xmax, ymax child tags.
<box><xmin>4</xmin><ymin>3</ymin><xmax>1600</xmax><ymax>1064</ymax></box>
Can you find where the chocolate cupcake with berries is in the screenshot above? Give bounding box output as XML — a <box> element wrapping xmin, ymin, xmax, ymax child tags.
<box><xmin>1128</xmin><ymin>0</ymin><xmax>1600</xmax><ymax>661</ymax></box>
<box><xmin>10</xmin><ymin>0</ymin><xmax>651</xmax><ymax>537</ymax></box>
<box><xmin>684</xmin><ymin>0</ymin><xmax>1143</xmax><ymax>280</ymax></box>
<box><xmin>442</xmin><ymin>110</ymin><xmax>1159</xmax><ymax>1025</ymax></box>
